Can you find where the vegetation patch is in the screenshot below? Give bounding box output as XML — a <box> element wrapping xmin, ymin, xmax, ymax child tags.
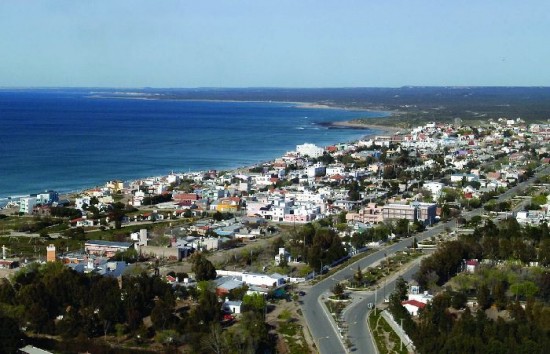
<box><xmin>277</xmin><ymin>314</ymin><xmax>310</xmax><ymax>354</ymax></box>
<box><xmin>368</xmin><ymin>310</ymin><xmax>408</xmax><ymax>354</ymax></box>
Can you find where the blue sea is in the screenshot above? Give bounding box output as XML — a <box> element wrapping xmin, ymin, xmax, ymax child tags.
<box><xmin>0</xmin><ymin>89</ymin><xmax>386</xmax><ymax>203</ymax></box>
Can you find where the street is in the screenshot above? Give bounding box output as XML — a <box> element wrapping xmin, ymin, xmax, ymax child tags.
<box><xmin>300</xmin><ymin>165</ymin><xmax>550</xmax><ymax>353</ymax></box>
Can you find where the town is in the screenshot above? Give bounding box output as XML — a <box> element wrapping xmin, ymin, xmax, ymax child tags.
<box><xmin>2</xmin><ymin>117</ymin><xmax>550</xmax><ymax>353</ymax></box>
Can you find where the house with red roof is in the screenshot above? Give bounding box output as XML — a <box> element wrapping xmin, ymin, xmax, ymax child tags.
<box><xmin>70</xmin><ymin>216</ymin><xmax>96</xmax><ymax>227</ymax></box>
<box><xmin>465</xmin><ymin>259</ymin><xmax>479</xmax><ymax>274</ymax></box>
<box><xmin>402</xmin><ymin>299</ymin><xmax>426</xmax><ymax>316</ymax></box>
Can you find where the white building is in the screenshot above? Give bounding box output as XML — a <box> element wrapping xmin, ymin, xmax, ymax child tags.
<box><xmin>423</xmin><ymin>181</ymin><xmax>445</xmax><ymax>198</ymax></box>
<box><xmin>274</xmin><ymin>248</ymin><xmax>291</xmax><ymax>266</ymax></box>
<box><xmin>222</xmin><ymin>300</ymin><xmax>243</xmax><ymax>314</ymax></box>
<box><xmin>242</xmin><ymin>272</ymin><xmax>286</xmax><ymax>288</ymax></box>
<box><xmin>296</xmin><ymin>143</ymin><xmax>324</xmax><ymax>158</ymax></box>
<box><xmin>402</xmin><ymin>300</ymin><xmax>426</xmax><ymax>316</ymax></box>
<box><xmin>407</xmin><ymin>285</ymin><xmax>433</xmax><ymax>304</ymax></box>
<box><xmin>36</xmin><ymin>190</ymin><xmax>59</xmax><ymax>205</ymax></box>
<box><xmin>19</xmin><ymin>197</ymin><xmax>37</xmax><ymax>214</ymax></box>
<box><xmin>75</xmin><ymin>196</ymin><xmax>91</xmax><ymax>211</ymax></box>
<box><xmin>307</xmin><ymin>163</ymin><xmax>326</xmax><ymax>178</ymax></box>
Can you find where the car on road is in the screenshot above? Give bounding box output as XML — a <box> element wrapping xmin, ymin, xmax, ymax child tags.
<box><xmin>298</xmin><ymin>291</ymin><xmax>306</xmax><ymax>296</ymax></box>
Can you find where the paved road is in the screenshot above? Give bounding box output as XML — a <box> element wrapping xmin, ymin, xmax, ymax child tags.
<box><xmin>300</xmin><ymin>165</ymin><xmax>550</xmax><ymax>353</ymax></box>
<box><xmin>300</xmin><ymin>227</ymin><xmax>442</xmax><ymax>353</ymax></box>
<box><xmin>345</xmin><ymin>259</ymin><xmax>424</xmax><ymax>353</ymax></box>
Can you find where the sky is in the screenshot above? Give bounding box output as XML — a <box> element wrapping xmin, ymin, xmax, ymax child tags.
<box><xmin>0</xmin><ymin>0</ymin><xmax>549</xmax><ymax>88</ymax></box>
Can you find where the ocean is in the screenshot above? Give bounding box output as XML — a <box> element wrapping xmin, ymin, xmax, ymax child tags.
<box><xmin>0</xmin><ymin>89</ymin><xmax>386</xmax><ymax>203</ymax></box>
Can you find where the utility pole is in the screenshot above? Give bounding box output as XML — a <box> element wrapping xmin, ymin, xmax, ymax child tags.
<box><xmin>400</xmin><ymin>318</ymin><xmax>404</xmax><ymax>351</ymax></box>
<box><xmin>374</xmin><ymin>289</ymin><xmax>377</xmax><ymax>316</ymax></box>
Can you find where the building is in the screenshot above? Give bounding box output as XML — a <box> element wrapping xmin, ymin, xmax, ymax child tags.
<box><xmin>173</xmin><ymin>193</ymin><xmax>200</xmax><ymax>206</ymax></box>
<box><xmin>19</xmin><ymin>196</ymin><xmax>37</xmax><ymax>214</ymax></box>
<box><xmin>105</xmin><ymin>180</ymin><xmax>126</xmax><ymax>193</ymax></box>
<box><xmin>36</xmin><ymin>190</ymin><xmax>59</xmax><ymax>205</ymax></box>
<box><xmin>346</xmin><ymin>203</ymin><xmax>384</xmax><ymax>224</ymax></box>
<box><xmin>296</xmin><ymin>143</ymin><xmax>324</xmax><ymax>158</ymax></box>
<box><xmin>222</xmin><ymin>300</ymin><xmax>243</xmax><ymax>314</ymax></box>
<box><xmin>46</xmin><ymin>244</ymin><xmax>56</xmax><ymax>262</ymax></box>
<box><xmin>216</xmin><ymin>277</ymin><xmax>245</xmax><ymax>297</ymax></box>
<box><xmin>402</xmin><ymin>299</ymin><xmax>426</xmax><ymax>316</ymax></box>
<box><xmin>422</xmin><ymin>181</ymin><xmax>445</xmax><ymax>198</ymax></box>
<box><xmin>407</xmin><ymin>285</ymin><xmax>433</xmax><ymax>304</ymax></box>
<box><xmin>242</xmin><ymin>272</ymin><xmax>286</xmax><ymax>288</ymax></box>
<box><xmin>212</xmin><ymin>197</ymin><xmax>241</xmax><ymax>213</ymax></box>
<box><xmin>382</xmin><ymin>202</ymin><xmax>437</xmax><ymax>225</ymax></box>
<box><xmin>274</xmin><ymin>248</ymin><xmax>291</xmax><ymax>266</ymax></box>
<box><xmin>465</xmin><ymin>259</ymin><xmax>479</xmax><ymax>273</ymax></box>
<box><xmin>307</xmin><ymin>163</ymin><xmax>326</xmax><ymax>178</ymax></box>
<box><xmin>85</xmin><ymin>240</ymin><xmax>133</xmax><ymax>257</ymax></box>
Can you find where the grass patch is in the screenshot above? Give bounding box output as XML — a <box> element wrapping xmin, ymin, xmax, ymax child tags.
<box><xmin>278</xmin><ymin>320</ymin><xmax>310</xmax><ymax>354</ymax></box>
<box><xmin>279</xmin><ymin>321</ymin><xmax>298</xmax><ymax>337</ymax></box>
<box><xmin>368</xmin><ymin>310</ymin><xmax>408</xmax><ymax>354</ymax></box>
<box><xmin>278</xmin><ymin>309</ymin><xmax>292</xmax><ymax>321</ymax></box>
<box><xmin>325</xmin><ymin>301</ymin><xmax>347</xmax><ymax>319</ymax></box>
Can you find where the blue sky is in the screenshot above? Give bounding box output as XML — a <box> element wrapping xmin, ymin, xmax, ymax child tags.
<box><xmin>1</xmin><ymin>0</ymin><xmax>548</xmax><ymax>87</ymax></box>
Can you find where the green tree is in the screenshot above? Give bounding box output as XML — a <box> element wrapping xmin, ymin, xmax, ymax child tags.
<box><xmin>451</xmin><ymin>291</ymin><xmax>467</xmax><ymax>309</ymax></box>
<box><xmin>0</xmin><ymin>316</ymin><xmax>24</xmax><ymax>353</ymax></box>
<box><xmin>191</xmin><ymin>253</ymin><xmax>217</xmax><ymax>281</ymax></box>
<box><xmin>394</xmin><ymin>218</ymin><xmax>410</xmax><ymax>236</ymax></box>
<box><xmin>477</xmin><ymin>284</ymin><xmax>491</xmax><ymax>310</ymax></box>
<box><xmin>332</xmin><ymin>283</ymin><xmax>345</xmax><ymax>299</ymax></box>
<box><xmin>394</xmin><ymin>276</ymin><xmax>408</xmax><ymax>301</ymax></box>
<box><xmin>151</xmin><ymin>299</ymin><xmax>174</xmax><ymax>330</ymax></box>
<box><xmin>242</xmin><ymin>293</ymin><xmax>267</xmax><ymax>315</ymax></box>
<box><xmin>510</xmin><ymin>281</ymin><xmax>539</xmax><ymax>301</ymax></box>
<box><xmin>353</xmin><ymin>265</ymin><xmax>364</xmax><ymax>286</ymax></box>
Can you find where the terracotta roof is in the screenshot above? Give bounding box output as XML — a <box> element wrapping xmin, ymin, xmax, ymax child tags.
<box><xmin>402</xmin><ymin>299</ymin><xmax>427</xmax><ymax>308</ymax></box>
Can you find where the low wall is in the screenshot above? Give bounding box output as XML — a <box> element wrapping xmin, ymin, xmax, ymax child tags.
<box><xmin>138</xmin><ymin>245</ymin><xmax>179</xmax><ymax>259</ymax></box>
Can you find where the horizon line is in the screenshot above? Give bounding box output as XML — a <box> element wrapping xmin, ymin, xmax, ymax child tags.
<box><xmin>1</xmin><ymin>85</ymin><xmax>550</xmax><ymax>90</ymax></box>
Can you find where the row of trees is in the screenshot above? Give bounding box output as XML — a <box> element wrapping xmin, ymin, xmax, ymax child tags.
<box><xmin>387</xmin><ymin>218</ymin><xmax>550</xmax><ymax>352</ymax></box>
<box><xmin>414</xmin><ymin>220</ymin><xmax>550</xmax><ymax>292</ymax></box>
<box><xmin>389</xmin><ymin>275</ymin><xmax>550</xmax><ymax>353</ymax></box>
<box><xmin>285</xmin><ymin>222</ymin><xmax>347</xmax><ymax>272</ymax></box>
<box><xmin>412</xmin><ymin>295</ymin><xmax>550</xmax><ymax>353</ymax></box>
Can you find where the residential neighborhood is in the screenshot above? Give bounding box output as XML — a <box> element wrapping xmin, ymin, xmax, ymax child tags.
<box><xmin>1</xmin><ymin>118</ymin><xmax>549</xmax><ymax>353</ymax></box>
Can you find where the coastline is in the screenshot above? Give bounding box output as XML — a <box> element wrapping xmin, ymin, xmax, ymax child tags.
<box><xmin>0</xmin><ymin>95</ymin><xmax>398</xmax><ymax>205</ymax></box>
<box><xmin>0</xmin><ymin>118</ymin><xmax>400</xmax><ymax>209</ymax></box>
<box><xmin>89</xmin><ymin>93</ymin><xmax>393</xmax><ymax>116</ymax></box>
<box><xmin>0</xmin><ymin>117</ymin><xmax>396</xmax><ymax>214</ymax></box>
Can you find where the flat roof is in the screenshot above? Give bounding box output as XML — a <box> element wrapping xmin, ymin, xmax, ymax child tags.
<box><xmin>85</xmin><ymin>240</ymin><xmax>132</xmax><ymax>248</ymax></box>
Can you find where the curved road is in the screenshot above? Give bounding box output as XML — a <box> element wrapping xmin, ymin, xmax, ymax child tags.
<box><xmin>345</xmin><ymin>259</ymin><xmax>424</xmax><ymax>353</ymax></box>
<box><xmin>300</xmin><ymin>165</ymin><xmax>549</xmax><ymax>353</ymax></box>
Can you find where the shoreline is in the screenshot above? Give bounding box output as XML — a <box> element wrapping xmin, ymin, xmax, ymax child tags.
<box><xmin>89</xmin><ymin>93</ymin><xmax>394</xmax><ymax>116</ymax></box>
<box><xmin>0</xmin><ymin>118</ymin><xmax>400</xmax><ymax>207</ymax></box>
<box><xmin>0</xmin><ymin>96</ymin><xmax>400</xmax><ymax>206</ymax></box>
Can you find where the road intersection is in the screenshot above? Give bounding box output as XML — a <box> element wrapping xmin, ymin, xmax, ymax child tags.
<box><xmin>299</xmin><ymin>166</ymin><xmax>549</xmax><ymax>353</ymax></box>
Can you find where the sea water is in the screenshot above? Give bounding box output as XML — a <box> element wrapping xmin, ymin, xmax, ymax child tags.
<box><xmin>0</xmin><ymin>89</ymin><xmax>386</xmax><ymax>202</ymax></box>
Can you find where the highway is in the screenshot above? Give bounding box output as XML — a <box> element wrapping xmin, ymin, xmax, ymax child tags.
<box><xmin>300</xmin><ymin>165</ymin><xmax>549</xmax><ymax>353</ymax></box>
